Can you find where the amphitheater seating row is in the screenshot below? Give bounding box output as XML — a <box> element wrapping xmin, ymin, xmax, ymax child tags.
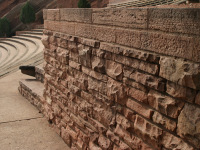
<box><xmin>0</xmin><ymin>29</ymin><xmax>44</xmax><ymax>78</ymax></box>
<box><xmin>108</xmin><ymin>0</ymin><xmax>187</xmax><ymax>8</ymax></box>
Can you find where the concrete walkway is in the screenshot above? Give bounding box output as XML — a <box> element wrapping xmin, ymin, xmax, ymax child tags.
<box><xmin>0</xmin><ymin>71</ymin><xmax>70</xmax><ymax>150</ymax></box>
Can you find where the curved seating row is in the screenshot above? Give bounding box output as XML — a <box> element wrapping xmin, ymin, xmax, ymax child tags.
<box><xmin>0</xmin><ymin>29</ymin><xmax>44</xmax><ymax>78</ymax></box>
<box><xmin>108</xmin><ymin>0</ymin><xmax>187</xmax><ymax>8</ymax></box>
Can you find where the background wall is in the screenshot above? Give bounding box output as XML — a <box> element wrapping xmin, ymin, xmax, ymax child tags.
<box><xmin>42</xmin><ymin>8</ymin><xmax>200</xmax><ymax>149</ymax></box>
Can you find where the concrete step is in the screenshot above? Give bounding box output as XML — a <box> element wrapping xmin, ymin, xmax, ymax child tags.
<box><xmin>0</xmin><ymin>52</ymin><xmax>43</xmax><ymax>78</ymax></box>
<box><xmin>19</xmin><ymin>34</ymin><xmax>42</xmax><ymax>40</ymax></box>
<box><xmin>0</xmin><ymin>45</ymin><xmax>9</xmax><ymax>65</ymax></box>
<box><xmin>108</xmin><ymin>0</ymin><xmax>186</xmax><ymax>7</ymax></box>
<box><xmin>0</xmin><ymin>39</ymin><xmax>28</xmax><ymax>69</ymax></box>
<box><xmin>0</xmin><ymin>30</ymin><xmax>44</xmax><ymax>78</ymax></box>
<box><xmin>19</xmin><ymin>78</ymin><xmax>44</xmax><ymax>112</ymax></box>
<box><xmin>32</xmin><ymin>29</ymin><xmax>44</xmax><ymax>32</ymax></box>
<box><xmin>16</xmin><ymin>31</ymin><xmax>43</xmax><ymax>36</ymax></box>
<box><xmin>0</xmin><ymin>41</ymin><xmax>18</xmax><ymax>67</ymax></box>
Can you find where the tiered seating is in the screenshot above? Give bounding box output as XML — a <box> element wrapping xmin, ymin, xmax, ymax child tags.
<box><xmin>108</xmin><ymin>0</ymin><xmax>187</xmax><ymax>8</ymax></box>
<box><xmin>0</xmin><ymin>29</ymin><xmax>44</xmax><ymax>78</ymax></box>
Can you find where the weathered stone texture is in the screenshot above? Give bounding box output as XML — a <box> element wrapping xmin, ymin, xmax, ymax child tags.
<box><xmin>177</xmin><ymin>104</ymin><xmax>200</xmax><ymax>148</ymax></box>
<box><xmin>42</xmin><ymin>8</ymin><xmax>200</xmax><ymax>150</ymax></box>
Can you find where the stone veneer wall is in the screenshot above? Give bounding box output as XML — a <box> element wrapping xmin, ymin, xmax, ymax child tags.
<box><xmin>42</xmin><ymin>8</ymin><xmax>200</xmax><ymax>150</ymax></box>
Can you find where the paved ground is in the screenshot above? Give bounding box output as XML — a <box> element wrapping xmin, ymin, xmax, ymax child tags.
<box><xmin>0</xmin><ymin>70</ymin><xmax>70</xmax><ymax>150</ymax></box>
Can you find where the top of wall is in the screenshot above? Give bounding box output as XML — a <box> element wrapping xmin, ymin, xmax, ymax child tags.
<box><xmin>44</xmin><ymin>8</ymin><xmax>200</xmax><ymax>63</ymax></box>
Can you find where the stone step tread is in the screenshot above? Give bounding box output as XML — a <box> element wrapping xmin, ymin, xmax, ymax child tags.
<box><xmin>32</xmin><ymin>29</ymin><xmax>44</xmax><ymax>32</ymax></box>
<box><xmin>19</xmin><ymin>79</ymin><xmax>44</xmax><ymax>98</ymax></box>
<box><xmin>35</xmin><ymin>65</ymin><xmax>44</xmax><ymax>75</ymax></box>
<box><xmin>109</xmin><ymin>0</ymin><xmax>186</xmax><ymax>7</ymax></box>
<box><xmin>18</xmin><ymin>31</ymin><xmax>43</xmax><ymax>35</ymax></box>
<box><xmin>19</xmin><ymin>34</ymin><xmax>42</xmax><ymax>40</ymax></box>
<box><xmin>0</xmin><ymin>45</ymin><xmax>9</xmax><ymax>65</ymax></box>
<box><xmin>0</xmin><ymin>53</ymin><xmax>43</xmax><ymax>78</ymax></box>
<box><xmin>0</xmin><ymin>42</ymin><xmax>18</xmax><ymax>67</ymax></box>
<box><xmin>0</xmin><ymin>40</ymin><xmax>28</xmax><ymax>69</ymax></box>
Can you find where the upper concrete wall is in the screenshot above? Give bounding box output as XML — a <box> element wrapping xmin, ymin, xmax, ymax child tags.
<box><xmin>44</xmin><ymin>8</ymin><xmax>200</xmax><ymax>63</ymax></box>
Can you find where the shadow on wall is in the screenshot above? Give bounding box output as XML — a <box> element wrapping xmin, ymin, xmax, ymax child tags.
<box><xmin>57</xmin><ymin>0</ymin><xmax>109</xmax><ymax>8</ymax></box>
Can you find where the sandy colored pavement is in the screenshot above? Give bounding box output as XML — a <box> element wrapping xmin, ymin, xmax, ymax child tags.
<box><xmin>0</xmin><ymin>71</ymin><xmax>70</xmax><ymax>150</ymax></box>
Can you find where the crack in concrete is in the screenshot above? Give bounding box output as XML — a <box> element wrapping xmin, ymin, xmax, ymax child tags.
<box><xmin>0</xmin><ymin>116</ymin><xmax>44</xmax><ymax>125</ymax></box>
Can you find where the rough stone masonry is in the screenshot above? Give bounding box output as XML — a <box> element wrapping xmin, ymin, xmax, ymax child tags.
<box><xmin>41</xmin><ymin>8</ymin><xmax>200</xmax><ymax>149</ymax></box>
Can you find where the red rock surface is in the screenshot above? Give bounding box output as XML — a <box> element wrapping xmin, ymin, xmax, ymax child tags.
<box><xmin>0</xmin><ymin>0</ymin><xmax>26</xmax><ymax>17</ymax></box>
<box><xmin>57</xmin><ymin>0</ymin><xmax>109</xmax><ymax>8</ymax></box>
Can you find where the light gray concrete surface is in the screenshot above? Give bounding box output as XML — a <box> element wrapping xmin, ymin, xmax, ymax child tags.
<box><xmin>0</xmin><ymin>71</ymin><xmax>70</xmax><ymax>150</ymax></box>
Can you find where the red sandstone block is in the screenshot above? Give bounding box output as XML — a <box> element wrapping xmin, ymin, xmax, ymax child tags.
<box><xmin>128</xmin><ymin>87</ymin><xmax>148</xmax><ymax>104</ymax></box>
<box><xmin>92</xmin><ymin>104</ymin><xmax>115</xmax><ymax>128</ymax></box>
<box><xmin>123</xmin><ymin>66</ymin><xmax>166</xmax><ymax>92</ymax></box>
<box><xmin>82</xmin><ymin>66</ymin><xmax>108</xmax><ymax>82</ymax></box>
<box><xmin>115</xmin><ymin>28</ymin><xmax>200</xmax><ymax>62</ymax></box>
<box><xmin>88</xmin><ymin>76</ymin><xmax>107</xmax><ymax>95</ymax></box>
<box><xmin>44</xmin><ymin>20</ymin><xmax>60</xmax><ymax>32</ymax></box>
<box><xmin>134</xmin><ymin>115</ymin><xmax>162</xmax><ymax>149</ymax></box>
<box><xmin>124</xmin><ymin>57</ymin><xmax>159</xmax><ymax>75</ymax></box>
<box><xmin>126</xmin><ymin>98</ymin><xmax>153</xmax><ymax>119</ymax></box>
<box><xmin>87</xmin><ymin>117</ymin><xmax>107</xmax><ymax>134</ymax></box>
<box><xmin>68</xmin><ymin>83</ymin><xmax>81</xmax><ymax>96</ymax></box>
<box><xmin>147</xmin><ymin>90</ymin><xmax>184</xmax><ymax>119</ymax></box>
<box><xmin>91</xmin><ymin>56</ymin><xmax>106</xmax><ymax>74</ymax></box>
<box><xmin>100</xmin><ymin>42</ymin><xmax>123</xmax><ymax>55</ymax></box>
<box><xmin>69</xmin><ymin>60</ymin><xmax>81</xmax><ymax>71</ymax></box>
<box><xmin>116</xmin><ymin>114</ymin><xmax>133</xmax><ymax>130</ymax></box>
<box><xmin>160</xmin><ymin>57</ymin><xmax>200</xmax><ymax>90</ymax></box>
<box><xmin>100</xmin><ymin>42</ymin><xmax>160</xmax><ymax>64</ymax></box>
<box><xmin>77</xmin><ymin>37</ymin><xmax>100</xmax><ymax>48</ymax></box>
<box><xmin>49</xmin><ymin>36</ymin><xmax>57</xmax><ymax>46</ymax></box>
<box><xmin>122</xmin><ymin>107</ymin><xmax>136</xmax><ymax>123</ymax></box>
<box><xmin>60</xmin><ymin>9</ymin><xmax>92</xmax><ymax>23</ymax></box>
<box><xmin>45</xmin><ymin>9</ymin><xmax>60</xmax><ymax>21</ymax></box>
<box><xmin>148</xmin><ymin>8</ymin><xmax>200</xmax><ymax>35</ymax></box>
<box><xmin>152</xmin><ymin>111</ymin><xmax>177</xmax><ymax>132</ymax></box>
<box><xmin>52</xmin><ymin>102</ymin><xmax>61</xmax><ymax>116</ymax></box>
<box><xmin>98</xmin><ymin>134</ymin><xmax>112</xmax><ymax>149</ymax></box>
<box><xmin>114</xmin><ymin>124</ymin><xmax>153</xmax><ymax>150</ymax></box>
<box><xmin>122</xmin><ymin>46</ymin><xmax>160</xmax><ymax>64</ymax></box>
<box><xmin>107</xmin><ymin>77</ymin><xmax>128</xmax><ymax>105</ymax></box>
<box><xmin>89</xmin><ymin>142</ymin><xmax>102</xmax><ymax>150</ymax></box>
<box><xmin>92</xmin><ymin>48</ymin><xmax>105</xmax><ymax>58</ymax></box>
<box><xmin>80</xmin><ymin>91</ymin><xmax>95</xmax><ymax>104</ymax></box>
<box><xmin>161</xmin><ymin>131</ymin><xmax>194</xmax><ymax>150</ymax></box>
<box><xmin>92</xmin><ymin>8</ymin><xmax>147</xmax><ymax>29</ymax></box>
<box><xmin>65</xmin><ymin>125</ymin><xmax>78</xmax><ymax>141</ymax></box>
<box><xmin>105</xmin><ymin>60</ymin><xmax>123</xmax><ymax>81</ymax></box>
<box><xmin>117</xmin><ymin>140</ymin><xmax>132</xmax><ymax>150</ymax></box>
<box><xmin>79</xmin><ymin>45</ymin><xmax>92</xmax><ymax>68</ymax></box>
<box><xmin>59</xmin><ymin>21</ymin><xmax>75</xmax><ymax>35</ymax></box>
<box><xmin>61</xmin><ymin>127</ymin><xmax>72</xmax><ymax>147</ymax></box>
<box><xmin>57</xmin><ymin>38</ymin><xmax>68</xmax><ymax>49</ymax></box>
<box><xmin>166</xmin><ymin>81</ymin><xmax>196</xmax><ymax>103</ymax></box>
<box><xmin>69</xmin><ymin>52</ymin><xmax>79</xmax><ymax>63</ymax></box>
<box><xmin>123</xmin><ymin>77</ymin><xmax>148</xmax><ymax>93</ymax></box>
<box><xmin>75</xmin><ymin>23</ymin><xmax>116</xmax><ymax>43</ymax></box>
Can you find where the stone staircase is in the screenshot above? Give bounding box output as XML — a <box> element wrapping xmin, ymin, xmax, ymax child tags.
<box><xmin>0</xmin><ymin>28</ymin><xmax>44</xmax><ymax>79</ymax></box>
<box><xmin>108</xmin><ymin>0</ymin><xmax>187</xmax><ymax>8</ymax></box>
<box><xmin>18</xmin><ymin>65</ymin><xmax>44</xmax><ymax>113</ymax></box>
